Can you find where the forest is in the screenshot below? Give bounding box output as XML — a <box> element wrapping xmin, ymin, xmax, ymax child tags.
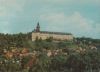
<box><xmin>0</xmin><ymin>32</ymin><xmax>100</xmax><ymax>72</ymax></box>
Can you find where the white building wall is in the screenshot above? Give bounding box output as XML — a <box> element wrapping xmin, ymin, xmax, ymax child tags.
<box><xmin>32</xmin><ymin>32</ymin><xmax>73</xmax><ymax>41</ymax></box>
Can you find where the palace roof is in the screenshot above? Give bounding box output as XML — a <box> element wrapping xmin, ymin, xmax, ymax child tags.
<box><xmin>33</xmin><ymin>22</ymin><xmax>72</xmax><ymax>35</ymax></box>
<box><xmin>33</xmin><ymin>31</ymin><xmax>72</xmax><ymax>35</ymax></box>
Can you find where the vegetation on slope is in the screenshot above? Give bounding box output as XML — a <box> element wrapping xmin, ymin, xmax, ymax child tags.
<box><xmin>0</xmin><ymin>32</ymin><xmax>100</xmax><ymax>72</ymax></box>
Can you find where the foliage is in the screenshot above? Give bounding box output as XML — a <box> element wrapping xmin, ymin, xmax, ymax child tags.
<box><xmin>0</xmin><ymin>33</ymin><xmax>100</xmax><ymax>72</ymax></box>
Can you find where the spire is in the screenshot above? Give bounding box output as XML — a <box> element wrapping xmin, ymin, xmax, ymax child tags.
<box><xmin>37</xmin><ymin>22</ymin><xmax>40</xmax><ymax>28</ymax></box>
<box><xmin>36</xmin><ymin>22</ymin><xmax>40</xmax><ymax>32</ymax></box>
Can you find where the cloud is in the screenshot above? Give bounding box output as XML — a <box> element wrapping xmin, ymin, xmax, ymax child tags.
<box><xmin>39</xmin><ymin>0</ymin><xmax>100</xmax><ymax>5</ymax></box>
<box><xmin>67</xmin><ymin>12</ymin><xmax>92</xmax><ymax>31</ymax></box>
<box><xmin>0</xmin><ymin>0</ymin><xmax>27</xmax><ymax>33</ymax></box>
<box><xmin>40</xmin><ymin>12</ymin><xmax>92</xmax><ymax>30</ymax></box>
<box><xmin>0</xmin><ymin>0</ymin><xmax>99</xmax><ymax>38</ymax></box>
<box><xmin>0</xmin><ymin>0</ymin><xmax>27</xmax><ymax>16</ymax></box>
<box><xmin>40</xmin><ymin>12</ymin><xmax>65</xmax><ymax>24</ymax></box>
<box><xmin>40</xmin><ymin>12</ymin><xmax>100</xmax><ymax>38</ymax></box>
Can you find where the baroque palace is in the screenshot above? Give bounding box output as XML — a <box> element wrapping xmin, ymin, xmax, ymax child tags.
<box><xmin>32</xmin><ymin>22</ymin><xmax>73</xmax><ymax>41</ymax></box>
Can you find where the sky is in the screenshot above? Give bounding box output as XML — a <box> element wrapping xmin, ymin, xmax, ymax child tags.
<box><xmin>0</xmin><ymin>0</ymin><xmax>100</xmax><ymax>39</ymax></box>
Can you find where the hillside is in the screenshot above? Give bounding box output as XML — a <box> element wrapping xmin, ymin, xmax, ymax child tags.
<box><xmin>0</xmin><ymin>32</ymin><xmax>100</xmax><ymax>72</ymax></box>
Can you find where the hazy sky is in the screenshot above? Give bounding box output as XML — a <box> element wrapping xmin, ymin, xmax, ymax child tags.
<box><xmin>0</xmin><ymin>0</ymin><xmax>100</xmax><ymax>39</ymax></box>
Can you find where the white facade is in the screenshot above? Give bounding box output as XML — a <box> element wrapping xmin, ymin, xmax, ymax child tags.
<box><xmin>32</xmin><ymin>32</ymin><xmax>73</xmax><ymax>41</ymax></box>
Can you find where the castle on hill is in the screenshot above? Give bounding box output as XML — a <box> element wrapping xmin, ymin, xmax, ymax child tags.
<box><xmin>32</xmin><ymin>22</ymin><xmax>73</xmax><ymax>41</ymax></box>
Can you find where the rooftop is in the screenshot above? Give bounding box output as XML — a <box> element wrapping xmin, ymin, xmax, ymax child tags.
<box><xmin>33</xmin><ymin>22</ymin><xmax>72</xmax><ymax>35</ymax></box>
<box><xmin>33</xmin><ymin>31</ymin><xmax>72</xmax><ymax>35</ymax></box>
